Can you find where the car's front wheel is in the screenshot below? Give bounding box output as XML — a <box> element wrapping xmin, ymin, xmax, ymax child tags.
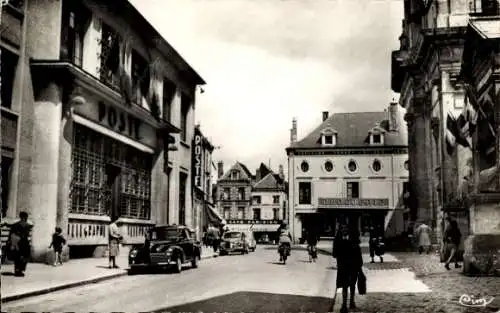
<box><xmin>192</xmin><ymin>255</ymin><xmax>200</xmax><ymax>268</ymax></box>
<box><xmin>173</xmin><ymin>257</ymin><xmax>182</xmax><ymax>273</ymax></box>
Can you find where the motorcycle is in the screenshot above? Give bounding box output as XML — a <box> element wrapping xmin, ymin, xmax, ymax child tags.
<box><xmin>308</xmin><ymin>245</ymin><xmax>317</xmax><ymax>262</ymax></box>
<box><xmin>278</xmin><ymin>243</ymin><xmax>291</xmax><ymax>264</ymax></box>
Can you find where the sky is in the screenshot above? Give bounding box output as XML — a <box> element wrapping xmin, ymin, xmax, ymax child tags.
<box><xmin>130</xmin><ymin>0</ymin><xmax>404</xmax><ymax>178</ymax></box>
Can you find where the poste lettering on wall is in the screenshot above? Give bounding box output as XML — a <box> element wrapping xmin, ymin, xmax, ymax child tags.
<box><xmin>193</xmin><ymin>134</ymin><xmax>202</xmax><ymax>188</ymax></box>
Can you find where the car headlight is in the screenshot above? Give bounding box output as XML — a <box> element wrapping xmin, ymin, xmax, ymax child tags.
<box><xmin>166</xmin><ymin>247</ymin><xmax>173</xmax><ymax>256</ymax></box>
<box><xmin>130</xmin><ymin>250</ymin><xmax>138</xmax><ymax>258</ymax></box>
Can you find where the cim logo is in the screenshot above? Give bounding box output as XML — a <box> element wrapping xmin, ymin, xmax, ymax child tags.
<box><xmin>458</xmin><ymin>294</ymin><xmax>495</xmax><ymax>308</ymax></box>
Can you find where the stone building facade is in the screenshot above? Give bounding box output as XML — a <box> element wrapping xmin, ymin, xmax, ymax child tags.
<box><xmin>191</xmin><ymin>125</ymin><xmax>219</xmax><ymax>240</ymax></box>
<box><xmin>1</xmin><ymin>0</ymin><xmax>204</xmax><ymax>261</ymax></box>
<box><xmin>391</xmin><ymin>0</ymin><xmax>499</xmax><ymax>260</ymax></box>
<box><xmin>215</xmin><ymin>162</ymin><xmax>288</xmax><ymax>240</ymax></box>
<box><xmin>285</xmin><ymin>105</ymin><xmax>408</xmax><ymax>242</ymax></box>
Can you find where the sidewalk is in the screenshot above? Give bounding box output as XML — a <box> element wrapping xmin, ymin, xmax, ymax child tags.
<box><xmin>1</xmin><ymin>246</ymin><xmax>218</xmax><ymax>303</ymax></box>
<box><xmin>318</xmin><ymin>241</ymin><xmax>500</xmax><ymax>311</ymax></box>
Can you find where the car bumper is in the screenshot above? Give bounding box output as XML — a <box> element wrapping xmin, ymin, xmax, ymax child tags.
<box><xmin>220</xmin><ymin>246</ymin><xmax>245</xmax><ymax>252</ymax></box>
<box><xmin>129</xmin><ymin>258</ymin><xmax>177</xmax><ymax>267</ymax></box>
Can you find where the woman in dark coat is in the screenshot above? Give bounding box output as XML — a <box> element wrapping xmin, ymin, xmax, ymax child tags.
<box><xmin>8</xmin><ymin>211</ymin><xmax>32</xmax><ymax>277</ymax></box>
<box><xmin>444</xmin><ymin>219</ymin><xmax>461</xmax><ymax>270</ymax></box>
<box><xmin>333</xmin><ymin>220</ymin><xmax>363</xmax><ymax>313</ymax></box>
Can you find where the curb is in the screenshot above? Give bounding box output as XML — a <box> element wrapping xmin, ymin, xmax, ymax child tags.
<box><xmin>1</xmin><ymin>272</ymin><xmax>128</xmax><ymax>303</ymax></box>
<box><xmin>1</xmin><ymin>254</ymin><xmax>220</xmax><ymax>303</ymax></box>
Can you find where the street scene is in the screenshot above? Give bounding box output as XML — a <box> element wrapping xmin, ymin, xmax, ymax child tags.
<box><xmin>1</xmin><ymin>0</ymin><xmax>500</xmax><ymax>312</ymax></box>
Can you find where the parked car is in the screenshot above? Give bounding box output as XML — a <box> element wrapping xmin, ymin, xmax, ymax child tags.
<box><xmin>128</xmin><ymin>225</ymin><xmax>201</xmax><ymax>274</ymax></box>
<box><xmin>219</xmin><ymin>231</ymin><xmax>249</xmax><ymax>255</ymax></box>
<box><xmin>244</xmin><ymin>230</ymin><xmax>257</xmax><ymax>252</ymax></box>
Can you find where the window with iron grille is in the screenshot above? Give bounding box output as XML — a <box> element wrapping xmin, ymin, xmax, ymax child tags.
<box><xmin>70</xmin><ymin>125</ymin><xmax>152</xmax><ymax>219</ymax></box>
<box><xmin>99</xmin><ymin>23</ymin><xmax>121</xmax><ymax>89</ymax></box>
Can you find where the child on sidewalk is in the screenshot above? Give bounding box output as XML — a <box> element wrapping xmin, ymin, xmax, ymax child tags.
<box><xmin>49</xmin><ymin>227</ymin><xmax>66</xmax><ymax>266</ymax></box>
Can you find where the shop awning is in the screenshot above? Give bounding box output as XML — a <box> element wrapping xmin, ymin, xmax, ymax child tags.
<box><xmin>205</xmin><ymin>204</ymin><xmax>226</xmax><ymax>227</ymax></box>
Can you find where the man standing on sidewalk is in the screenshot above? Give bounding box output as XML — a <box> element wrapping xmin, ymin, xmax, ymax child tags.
<box><xmin>7</xmin><ymin>211</ymin><xmax>32</xmax><ymax>277</ymax></box>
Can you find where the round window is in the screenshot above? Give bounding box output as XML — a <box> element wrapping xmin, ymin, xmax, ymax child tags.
<box><xmin>372</xmin><ymin>160</ymin><xmax>381</xmax><ymax>172</ymax></box>
<box><xmin>404</xmin><ymin>160</ymin><xmax>409</xmax><ymax>171</ymax></box>
<box><xmin>348</xmin><ymin>160</ymin><xmax>357</xmax><ymax>172</ymax></box>
<box><xmin>325</xmin><ymin>161</ymin><xmax>334</xmax><ymax>172</ymax></box>
<box><xmin>301</xmin><ymin>161</ymin><xmax>309</xmax><ymax>172</ymax></box>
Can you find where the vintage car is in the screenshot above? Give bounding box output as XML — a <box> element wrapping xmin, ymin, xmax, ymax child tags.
<box><xmin>244</xmin><ymin>230</ymin><xmax>257</xmax><ymax>252</ymax></box>
<box><xmin>219</xmin><ymin>231</ymin><xmax>249</xmax><ymax>255</ymax></box>
<box><xmin>128</xmin><ymin>225</ymin><xmax>201</xmax><ymax>274</ymax></box>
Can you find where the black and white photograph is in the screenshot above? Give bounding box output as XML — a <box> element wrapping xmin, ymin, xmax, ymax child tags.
<box><xmin>1</xmin><ymin>0</ymin><xmax>499</xmax><ymax>312</ymax></box>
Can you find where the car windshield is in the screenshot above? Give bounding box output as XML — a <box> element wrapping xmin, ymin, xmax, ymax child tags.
<box><xmin>149</xmin><ymin>228</ymin><xmax>181</xmax><ymax>240</ymax></box>
<box><xmin>224</xmin><ymin>232</ymin><xmax>242</xmax><ymax>239</ymax></box>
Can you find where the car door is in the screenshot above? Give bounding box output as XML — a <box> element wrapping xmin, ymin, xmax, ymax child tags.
<box><xmin>181</xmin><ymin>229</ymin><xmax>194</xmax><ymax>261</ymax></box>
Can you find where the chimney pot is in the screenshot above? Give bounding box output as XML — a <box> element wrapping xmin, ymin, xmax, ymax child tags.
<box><xmin>290</xmin><ymin>118</ymin><xmax>298</xmax><ymax>144</ymax></box>
<box><xmin>388</xmin><ymin>102</ymin><xmax>399</xmax><ymax>131</ymax></box>
<box><xmin>217</xmin><ymin>161</ymin><xmax>224</xmax><ymax>179</ymax></box>
<box><xmin>322</xmin><ymin>111</ymin><xmax>329</xmax><ymax>122</ymax></box>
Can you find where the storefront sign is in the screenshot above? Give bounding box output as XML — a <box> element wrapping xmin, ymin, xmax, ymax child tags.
<box><xmin>318</xmin><ymin>198</ymin><xmax>389</xmax><ymax>208</ymax></box>
<box><xmin>193</xmin><ymin>134</ymin><xmax>202</xmax><ymax>188</ymax></box>
<box><xmin>98</xmin><ymin>101</ymin><xmax>141</xmax><ymax>140</ymax></box>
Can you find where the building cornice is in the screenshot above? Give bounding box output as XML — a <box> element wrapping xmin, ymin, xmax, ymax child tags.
<box><xmin>286</xmin><ymin>146</ymin><xmax>408</xmax><ymax>156</ymax></box>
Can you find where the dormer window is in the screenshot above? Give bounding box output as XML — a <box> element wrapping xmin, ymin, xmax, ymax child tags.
<box><xmin>369</xmin><ymin>124</ymin><xmax>385</xmax><ymax>145</ymax></box>
<box><xmin>321</xmin><ymin>127</ymin><xmax>337</xmax><ymax>146</ymax></box>
<box><xmin>324</xmin><ymin>135</ymin><xmax>334</xmax><ymax>145</ymax></box>
<box><xmin>231</xmin><ymin>171</ymin><xmax>240</xmax><ymax>180</ymax></box>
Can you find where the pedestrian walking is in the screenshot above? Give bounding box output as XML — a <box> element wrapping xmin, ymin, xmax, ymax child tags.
<box><xmin>108</xmin><ymin>219</ymin><xmax>123</xmax><ymax>269</ymax></box>
<box><xmin>6</xmin><ymin>211</ymin><xmax>32</xmax><ymax>277</ymax></box>
<box><xmin>49</xmin><ymin>227</ymin><xmax>66</xmax><ymax>266</ymax></box>
<box><xmin>306</xmin><ymin>227</ymin><xmax>318</xmax><ymax>262</ymax></box>
<box><xmin>332</xmin><ymin>218</ymin><xmax>364</xmax><ymax>313</ymax></box>
<box><xmin>212</xmin><ymin>227</ymin><xmax>220</xmax><ymax>253</ymax></box>
<box><xmin>415</xmin><ymin>222</ymin><xmax>432</xmax><ymax>254</ymax></box>
<box><xmin>369</xmin><ymin>224</ymin><xmax>384</xmax><ymax>263</ymax></box>
<box><xmin>444</xmin><ymin>219</ymin><xmax>462</xmax><ymax>270</ymax></box>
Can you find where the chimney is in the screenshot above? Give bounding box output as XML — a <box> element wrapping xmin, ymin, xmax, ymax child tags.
<box><xmin>322</xmin><ymin>111</ymin><xmax>329</xmax><ymax>122</ymax></box>
<box><xmin>278</xmin><ymin>164</ymin><xmax>284</xmax><ymax>179</ymax></box>
<box><xmin>256</xmin><ymin>169</ymin><xmax>261</xmax><ymax>182</ymax></box>
<box><xmin>290</xmin><ymin>118</ymin><xmax>297</xmax><ymax>144</ymax></box>
<box><xmin>388</xmin><ymin>101</ymin><xmax>399</xmax><ymax>131</ymax></box>
<box><xmin>217</xmin><ymin>161</ymin><xmax>224</xmax><ymax>179</ymax></box>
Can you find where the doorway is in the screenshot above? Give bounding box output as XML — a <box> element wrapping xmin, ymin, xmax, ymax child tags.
<box><xmin>1</xmin><ymin>156</ymin><xmax>13</xmax><ymax>218</ymax></box>
<box><xmin>105</xmin><ymin>164</ymin><xmax>121</xmax><ymax>221</ymax></box>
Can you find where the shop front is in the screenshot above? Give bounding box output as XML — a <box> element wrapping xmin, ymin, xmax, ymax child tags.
<box><xmin>26</xmin><ymin>63</ymin><xmax>176</xmax><ymax>260</ymax></box>
<box><xmin>226</xmin><ymin>220</ymin><xmax>281</xmax><ymax>243</ymax></box>
<box><xmin>296</xmin><ymin>198</ymin><xmax>390</xmax><ymax>242</ymax></box>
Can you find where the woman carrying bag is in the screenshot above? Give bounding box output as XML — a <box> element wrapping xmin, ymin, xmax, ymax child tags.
<box><xmin>332</xmin><ymin>218</ymin><xmax>366</xmax><ymax>313</ymax></box>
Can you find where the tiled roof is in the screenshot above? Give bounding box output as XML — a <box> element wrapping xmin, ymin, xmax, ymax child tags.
<box><xmin>253</xmin><ymin>173</ymin><xmax>281</xmax><ymax>190</ymax></box>
<box><xmin>289</xmin><ymin>111</ymin><xmax>407</xmax><ymax>149</ymax></box>
<box><xmin>238</xmin><ymin>162</ymin><xmax>254</xmax><ymax>179</ymax></box>
<box><xmin>220</xmin><ymin>161</ymin><xmax>253</xmax><ymax>180</ymax></box>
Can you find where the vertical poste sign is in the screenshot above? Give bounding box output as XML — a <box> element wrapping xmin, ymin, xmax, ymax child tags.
<box><xmin>193</xmin><ymin>133</ymin><xmax>202</xmax><ymax>189</ymax></box>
